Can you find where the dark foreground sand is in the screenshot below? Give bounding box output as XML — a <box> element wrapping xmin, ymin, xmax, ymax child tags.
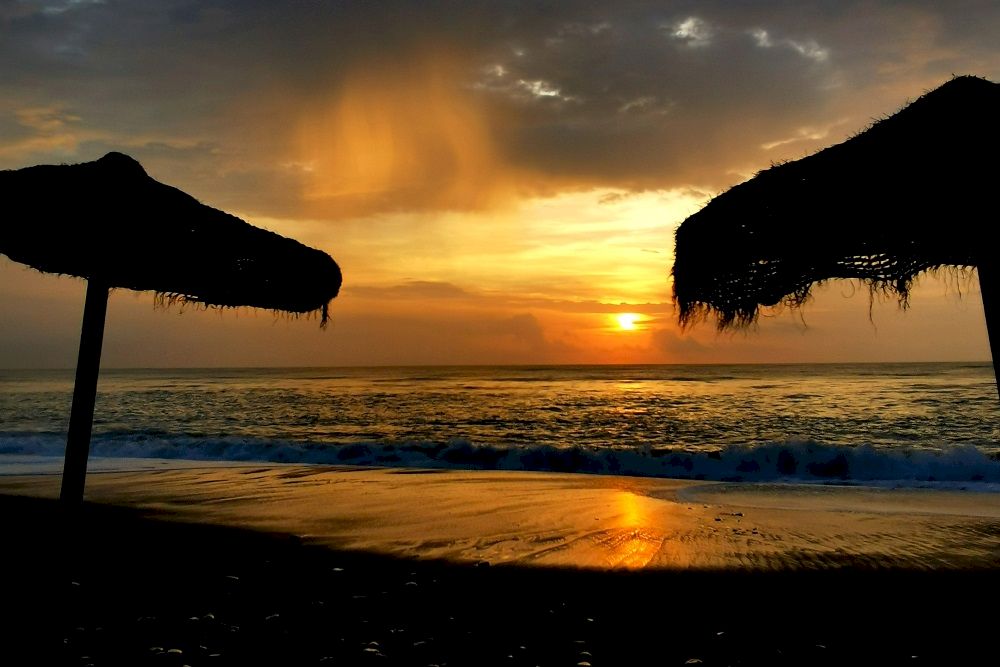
<box><xmin>3</xmin><ymin>466</ymin><xmax>1000</xmax><ymax>665</ymax></box>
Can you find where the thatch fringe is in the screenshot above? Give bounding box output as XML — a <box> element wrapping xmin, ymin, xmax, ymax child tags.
<box><xmin>152</xmin><ymin>291</ymin><xmax>332</xmax><ymax>328</ymax></box>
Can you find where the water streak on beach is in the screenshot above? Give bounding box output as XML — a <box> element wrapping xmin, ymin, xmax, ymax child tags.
<box><xmin>1</xmin><ymin>363</ymin><xmax>998</xmax><ymax>486</ymax></box>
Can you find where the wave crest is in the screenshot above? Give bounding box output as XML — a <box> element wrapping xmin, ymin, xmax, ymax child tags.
<box><xmin>3</xmin><ymin>431</ymin><xmax>1000</xmax><ymax>488</ymax></box>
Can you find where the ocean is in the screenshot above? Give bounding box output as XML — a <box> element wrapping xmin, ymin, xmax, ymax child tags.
<box><xmin>1</xmin><ymin>363</ymin><xmax>998</xmax><ymax>488</ymax></box>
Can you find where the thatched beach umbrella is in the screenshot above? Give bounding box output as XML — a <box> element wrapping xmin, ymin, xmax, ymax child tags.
<box><xmin>0</xmin><ymin>152</ymin><xmax>342</xmax><ymax>502</ymax></box>
<box><xmin>673</xmin><ymin>75</ymin><xmax>1000</xmax><ymax>385</ymax></box>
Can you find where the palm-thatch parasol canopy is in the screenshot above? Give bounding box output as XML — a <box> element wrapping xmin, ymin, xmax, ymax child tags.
<box><xmin>1</xmin><ymin>152</ymin><xmax>343</xmax><ymax>502</ymax></box>
<box><xmin>673</xmin><ymin>75</ymin><xmax>998</xmax><ymax>330</ymax></box>
<box><xmin>1</xmin><ymin>152</ymin><xmax>341</xmax><ymax>322</ymax></box>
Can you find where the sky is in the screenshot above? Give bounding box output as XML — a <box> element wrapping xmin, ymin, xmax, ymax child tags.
<box><xmin>1</xmin><ymin>0</ymin><xmax>998</xmax><ymax>367</ymax></box>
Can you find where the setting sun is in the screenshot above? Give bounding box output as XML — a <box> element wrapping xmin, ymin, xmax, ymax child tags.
<box><xmin>616</xmin><ymin>313</ymin><xmax>641</xmax><ymax>330</ymax></box>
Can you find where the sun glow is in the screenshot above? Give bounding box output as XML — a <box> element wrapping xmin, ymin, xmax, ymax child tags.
<box><xmin>616</xmin><ymin>313</ymin><xmax>641</xmax><ymax>330</ymax></box>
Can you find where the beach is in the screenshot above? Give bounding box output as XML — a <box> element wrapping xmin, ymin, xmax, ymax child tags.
<box><xmin>4</xmin><ymin>7</ymin><xmax>999</xmax><ymax>664</ymax></box>
<box><xmin>4</xmin><ymin>465</ymin><xmax>1000</xmax><ymax>665</ymax></box>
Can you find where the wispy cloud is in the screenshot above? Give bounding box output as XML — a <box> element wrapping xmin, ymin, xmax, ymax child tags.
<box><xmin>667</xmin><ymin>16</ymin><xmax>713</xmax><ymax>48</ymax></box>
<box><xmin>760</xmin><ymin>118</ymin><xmax>849</xmax><ymax>150</ymax></box>
<box><xmin>749</xmin><ymin>27</ymin><xmax>830</xmax><ymax>62</ymax></box>
<box><xmin>0</xmin><ymin>105</ymin><xmax>93</xmax><ymax>160</ymax></box>
<box><xmin>39</xmin><ymin>0</ymin><xmax>105</xmax><ymax>16</ymax></box>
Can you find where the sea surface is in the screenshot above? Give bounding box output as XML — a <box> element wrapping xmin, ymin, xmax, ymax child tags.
<box><xmin>1</xmin><ymin>363</ymin><xmax>999</xmax><ymax>488</ymax></box>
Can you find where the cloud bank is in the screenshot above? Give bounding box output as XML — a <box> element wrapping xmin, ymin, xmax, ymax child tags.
<box><xmin>2</xmin><ymin>1</ymin><xmax>997</xmax><ymax>219</ymax></box>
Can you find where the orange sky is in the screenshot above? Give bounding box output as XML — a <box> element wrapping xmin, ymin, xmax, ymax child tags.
<box><xmin>1</xmin><ymin>1</ymin><xmax>997</xmax><ymax>367</ymax></box>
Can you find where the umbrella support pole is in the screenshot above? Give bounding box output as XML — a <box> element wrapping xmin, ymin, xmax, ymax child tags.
<box><xmin>979</xmin><ymin>260</ymin><xmax>1000</xmax><ymax>401</ymax></box>
<box><xmin>60</xmin><ymin>280</ymin><xmax>109</xmax><ymax>504</ymax></box>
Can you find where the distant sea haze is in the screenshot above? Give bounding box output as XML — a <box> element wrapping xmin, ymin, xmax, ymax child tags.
<box><xmin>1</xmin><ymin>363</ymin><xmax>998</xmax><ymax>488</ymax></box>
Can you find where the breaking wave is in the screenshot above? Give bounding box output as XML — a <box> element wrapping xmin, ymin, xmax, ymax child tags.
<box><xmin>4</xmin><ymin>431</ymin><xmax>1000</xmax><ymax>489</ymax></box>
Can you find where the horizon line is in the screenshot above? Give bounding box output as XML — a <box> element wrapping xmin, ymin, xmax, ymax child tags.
<box><xmin>1</xmin><ymin>359</ymin><xmax>992</xmax><ymax>372</ymax></box>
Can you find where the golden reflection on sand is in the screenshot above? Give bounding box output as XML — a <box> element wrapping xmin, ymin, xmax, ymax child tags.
<box><xmin>602</xmin><ymin>491</ymin><xmax>665</xmax><ymax>569</ymax></box>
<box><xmin>5</xmin><ymin>466</ymin><xmax>1000</xmax><ymax>570</ymax></box>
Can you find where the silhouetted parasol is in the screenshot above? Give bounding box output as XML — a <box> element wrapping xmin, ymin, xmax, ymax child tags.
<box><xmin>673</xmin><ymin>75</ymin><xmax>1000</xmax><ymax>388</ymax></box>
<box><xmin>1</xmin><ymin>152</ymin><xmax>343</xmax><ymax>502</ymax></box>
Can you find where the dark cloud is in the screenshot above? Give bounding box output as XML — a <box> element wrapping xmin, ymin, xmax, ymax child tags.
<box><xmin>347</xmin><ymin>281</ymin><xmax>673</xmax><ymax>315</ymax></box>
<box><xmin>2</xmin><ymin>1</ymin><xmax>998</xmax><ymax>217</ymax></box>
<box><xmin>506</xmin><ymin>298</ymin><xmax>673</xmax><ymax>315</ymax></box>
<box><xmin>323</xmin><ymin>310</ymin><xmax>579</xmax><ymax>366</ymax></box>
<box><xmin>651</xmin><ymin>327</ymin><xmax>713</xmax><ymax>360</ymax></box>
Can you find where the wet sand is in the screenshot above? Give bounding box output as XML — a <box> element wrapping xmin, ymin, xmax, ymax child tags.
<box><xmin>4</xmin><ymin>465</ymin><xmax>1000</xmax><ymax>570</ymax></box>
<box><xmin>2</xmin><ymin>465</ymin><xmax>1000</xmax><ymax>664</ymax></box>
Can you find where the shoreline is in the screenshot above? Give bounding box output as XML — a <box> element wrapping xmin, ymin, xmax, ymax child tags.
<box><xmin>4</xmin><ymin>466</ymin><xmax>1000</xmax><ymax>664</ymax></box>
<box><xmin>3</xmin><ymin>464</ymin><xmax>1000</xmax><ymax>570</ymax></box>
